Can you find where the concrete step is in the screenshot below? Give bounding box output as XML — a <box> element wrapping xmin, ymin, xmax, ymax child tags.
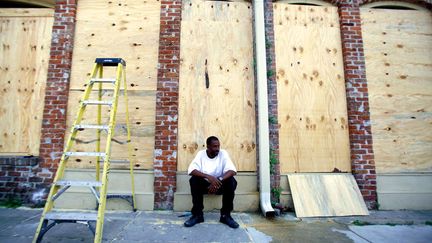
<box><xmin>54</xmin><ymin>191</ymin><xmax>153</xmax><ymax>210</ymax></box>
<box><xmin>173</xmin><ymin>192</ymin><xmax>259</xmax><ymax>212</ymax></box>
<box><xmin>54</xmin><ymin>169</ymin><xmax>154</xmax><ymax>210</ymax></box>
<box><xmin>174</xmin><ymin>172</ymin><xmax>259</xmax><ymax>212</ymax></box>
<box><xmin>176</xmin><ymin>172</ymin><xmax>258</xmax><ymax>193</ymax></box>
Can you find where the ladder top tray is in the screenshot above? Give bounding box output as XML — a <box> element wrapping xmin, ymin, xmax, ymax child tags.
<box><xmin>95</xmin><ymin>58</ymin><xmax>126</xmax><ymax>66</ymax></box>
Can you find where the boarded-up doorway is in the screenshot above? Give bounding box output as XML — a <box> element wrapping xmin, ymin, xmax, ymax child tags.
<box><xmin>67</xmin><ymin>0</ymin><xmax>161</xmax><ymax>170</ymax></box>
<box><xmin>361</xmin><ymin>5</ymin><xmax>432</xmax><ymax>210</ymax></box>
<box><xmin>273</xmin><ymin>3</ymin><xmax>351</xmax><ymax>173</ymax></box>
<box><xmin>178</xmin><ymin>0</ymin><xmax>256</xmax><ymax>172</ymax></box>
<box><xmin>0</xmin><ymin>9</ymin><xmax>53</xmax><ymax>155</ymax></box>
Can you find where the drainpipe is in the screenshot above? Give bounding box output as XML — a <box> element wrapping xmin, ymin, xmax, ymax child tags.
<box><xmin>253</xmin><ymin>0</ymin><xmax>275</xmax><ymax>217</ymax></box>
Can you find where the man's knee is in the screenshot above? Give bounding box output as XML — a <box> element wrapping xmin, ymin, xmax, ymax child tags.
<box><xmin>222</xmin><ymin>177</ymin><xmax>237</xmax><ymax>191</ymax></box>
<box><xmin>189</xmin><ymin>176</ymin><xmax>209</xmax><ymax>191</ymax></box>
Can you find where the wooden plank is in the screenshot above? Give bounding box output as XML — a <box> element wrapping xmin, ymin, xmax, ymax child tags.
<box><xmin>288</xmin><ymin>174</ymin><xmax>369</xmax><ymax>217</ymax></box>
<box><xmin>0</xmin><ymin>13</ymin><xmax>53</xmax><ymax>155</ymax></box>
<box><xmin>65</xmin><ymin>90</ymin><xmax>155</xmax><ymax>170</ymax></box>
<box><xmin>70</xmin><ymin>0</ymin><xmax>160</xmax><ymax>91</ymax></box>
<box><xmin>178</xmin><ymin>0</ymin><xmax>256</xmax><ymax>172</ymax></box>
<box><xmin>273</xmin><ymin>3</ymin><xmax>351</xmax><ymax>173</ymax></box>
<box><xmin>0</xmin><ymin>8</ymin><xmax>54</xmax><ymax>17</ymax></box>
<box><xmin>361</xmin><ymin>8</ymin><xmax>432</xmax><ymax>173</ymax></box>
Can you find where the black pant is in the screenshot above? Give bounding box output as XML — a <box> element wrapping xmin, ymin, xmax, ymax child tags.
<box><xmin>189</xmin><ymin>175</ymin><xmax>237</xmax><ymax>216</ymax></box>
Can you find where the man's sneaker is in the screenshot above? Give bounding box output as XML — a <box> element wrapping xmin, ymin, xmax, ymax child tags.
<box><xmin>219</xmin><ymin>215</ymin><xmax>239</xmax><ymax>229</ymax></box>
<box><xmin>184</xmin><ymin>215</ymin><xmax>204</xmax><ymax>227</ymax></box>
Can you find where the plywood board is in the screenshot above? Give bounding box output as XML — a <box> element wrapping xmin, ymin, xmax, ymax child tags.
<box><xmin>288</xmin><ymin>174</ymin><xmax>369</xmax><ymax>217</ymax></box>
<box><xmin>66</xmin><ymin>0</ymin><xmax>161</xmax><ymax>169</ymax></box>
<box><xmin>178</xmin><ymin>0</ymin><xmax>256</xmax><ymax>172</ymax></box>
<box><xmin>70</xmin><ymin>0</ymin><xmax>160</xmax><ymax>91</ymax></box>
<box><xmin>361</xmin><ymin>8</ymin><xmax>432</xmax><ymax>173</ymax></box>
<box><xmin>0</xmin><ymin>9</ymin><xmax>53</xmax><ymax>155</ymax></box>
<box><xmin>0</xmin><ymin>8</ymin><xmax>54</xmax><ymax>17</ymax></box>
<box><xmin>65</xmin><ymin>90</ymin><xmax>155</xmax><ymax>170</ymax></box>
<box><xmin>273</xmin><ymin>3</ymin><xmax>351</xmax><ymax>173</ymax></box>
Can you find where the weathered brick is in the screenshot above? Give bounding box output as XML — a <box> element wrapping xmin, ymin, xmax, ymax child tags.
<box><xmin>153</xmin><ymin>0</ymin><xmax>182</xmax><ymax>210</ymax></box>
<box><xmin>339</xmin><ymin>0</ymin><xmax>377</xmax><ymax>209</ymax></box>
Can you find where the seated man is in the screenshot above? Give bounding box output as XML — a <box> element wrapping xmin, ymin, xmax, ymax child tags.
<box><xmin>183</xmin><ymin>136</ymin><xmax>239</xmax><ymax>228</ymax></box>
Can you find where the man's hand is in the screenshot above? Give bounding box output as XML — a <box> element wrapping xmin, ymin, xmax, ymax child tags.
<box><xmin>190</xmin><ymin>170</ymin><xmax>222</xmax><ymax>194</ymax></box>
<box><xmin>207</xmin><ymin>175</ymin><xmax>222</xmax><ymax>194</ymax></box>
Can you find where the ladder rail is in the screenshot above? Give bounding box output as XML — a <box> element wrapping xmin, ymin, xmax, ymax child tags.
<box><xmin>96</xmin><ymin>66</ymin><xmax>103</xmax><ymax>183</ymax></box>
<box><xmin>33</xmin><ymin>63</ymin><xmax>100</xmax><ymax>243</ymax></box>
<box><xmin>94</xmin><ymin>63</ymin><xmax>123</xmax><ymax>243</ymax></box>
<box><xmin>122</xmin><ymin>64</ymin><xmax>137</xmax><ymax>211</ymax></box>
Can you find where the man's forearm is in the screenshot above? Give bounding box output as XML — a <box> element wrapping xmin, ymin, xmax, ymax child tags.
<box><xmin>221</xmin><ymin>170</ymin><xmax>236</xmax><ymax>181</ymax></box>
<box><xmin>189</xmin><ymin>169</ymin><xmax>211</xmax><ymax>179</ymax></box>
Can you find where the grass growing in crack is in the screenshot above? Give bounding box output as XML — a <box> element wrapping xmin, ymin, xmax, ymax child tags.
<box><xmin>0</xmin><ymin>197</ymin><xmax>22</xmax><ymax>208</ymax></box>
<box><xmin>352</xmin><ymin>220</ymin><xmax>373</xmax><ymax>226</ymax></box>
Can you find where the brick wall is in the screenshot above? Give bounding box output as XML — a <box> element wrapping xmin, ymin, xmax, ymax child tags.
<box><xmin>153</xmin><ymin>0</ymin><xmax>182</xmax><ymax>210</ymax></box>
<box><xmin>262</xmin><ymin>0</ymin><xmax>281</xmax><ymax>202</ymax></box>
<box><xmin>38</xmin><ymin>0</ymin><xmax>77</xmax><ymax>179</ymax></box>
<box><xmin>35</xmin><ymin>0</ymin><xmax>77</xmax><ymax>203</ymax></box>
<box><xmin>0</xmin><ymin>156</ymin><xmax>41</xmax><ymax>205</ymax></box>
<box><xmin>337</xmin><ymin>0</ymin><xmax>377</xmax><ymax>208</ymax></box>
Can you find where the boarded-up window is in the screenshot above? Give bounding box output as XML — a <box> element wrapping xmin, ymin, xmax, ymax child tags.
<box><xmin>67</xmin><ymin>0</ymin><xmax>161</xmax><ymax>169</ymax></box>
<box><xmin>361</xmin><ymin>8</ymin><xmax>432</xmax><ymax>173</ymax></box>
<box><xmin>0</xmin><ymin>9</ymin><xmax>53</xmax><ymax>155</ymax></box>
<box><xmin>274</xmin><ymin>3</ymin><xmax>351</xmax><ymax>173</ymax></box>
<box><xmin>178</xmin><ymin>0</ymin><xmax>256</xmax><ymax>172</ymax></box>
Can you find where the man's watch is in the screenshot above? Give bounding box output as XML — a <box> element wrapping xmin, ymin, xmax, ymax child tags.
<box><xmin>218</xmin><ymin>176</ymin><xmax>223</xmax><ymax>181</ymax></box>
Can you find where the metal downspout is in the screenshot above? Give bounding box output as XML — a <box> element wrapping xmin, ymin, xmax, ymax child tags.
<box><xmin>253</xmin><ymin>0</ymin><xmax>275</xmax><ymax>217</ymax></box>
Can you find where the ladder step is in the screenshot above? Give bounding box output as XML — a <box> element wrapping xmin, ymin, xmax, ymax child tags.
<box><xmin>74</xmin><ymin>124</ymin><xmax>109</xmax><ymax>130</ymax></box>
<box><xmin>107</xmin><ymin>193</ymin><xmax>132</xmax><ymax>199</ymax></box>
<box><xmin>65</xmin><ymin>152</ymin><xmax>106</xmax><ymax>157</ymax></box>
<box><xmin>45</xmin><ymin>211</ymin><xmax>98</xmax><ymax>221</ymax></box>
<box><xmin>82</xmin><ymin>100</ymin><xmax>113</xmax><ymax>106</ymax></box>
<box><xmin>55</xmin><ymin>180</ymin><xmax>102</xmax><ymax>187</ymax></box>
<box><xmin>90</xmin><ymin>78</ymin><xmax>116</xmax><ymax>84</ymax></box>
<box><xmin>99</xmin><ymin>159</ymin><xmax>129</xmax><ymax>163</ymax></box>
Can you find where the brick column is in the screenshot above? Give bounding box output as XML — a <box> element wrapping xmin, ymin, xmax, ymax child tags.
<box><xmin>263</xmin><ymin>0</ymin><xmax>280</xmax><ymax>202</ymax></box>
<box><xmin>338</xmin><ymin>0</ymin><xmax>377</xmax><ymax>209</ymax></box>
<box><xmin>153</xmin><ymin>0</ymin><xmax>182</xmax><ymax>210</ymax></box>
<box><xmin>37</xmin><ymin>0</ymin><xmax>77</xmax><ymax>198</ymax></box>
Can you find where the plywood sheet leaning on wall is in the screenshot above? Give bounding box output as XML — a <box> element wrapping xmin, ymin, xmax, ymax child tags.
<box><xmin>67</xmin><ymin>0</ymin><xmax>161</xmax><ymax>169</ymax></box>
<box><xmin>273</xmin><ymin>4</ymin><xmax>351</xmax><ymax>173</ymax></box>
<box><xmin>178</xmin><ymin>0</ymin><xmax>256</xmax><ymax>172</ymax></box>
<box><xmin>361</xmin><ymin>8</ymin><xmax>432</xmax><ymax>173</ymax></box>
<box><xmin>288</xmin><ymin>174</ymin><xmax>369</xmax><ymax>217</ymax></box>
<box><xmin>0</xmin><ymin>9</ymin><xmax>53</xmax><ymax>155</ymax></box>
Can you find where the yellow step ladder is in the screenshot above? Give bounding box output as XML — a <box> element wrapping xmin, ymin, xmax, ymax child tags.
<box><xmin>33</xmin><ymin>58</ymin><xmax>136</xmax><ymax>243</ymax></box>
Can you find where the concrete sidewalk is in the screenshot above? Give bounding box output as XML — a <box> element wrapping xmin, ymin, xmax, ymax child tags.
<box><xmin>0</xmin><ymin>208</ymin><xmax>431</xmax><ymax>243</ymax></box>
